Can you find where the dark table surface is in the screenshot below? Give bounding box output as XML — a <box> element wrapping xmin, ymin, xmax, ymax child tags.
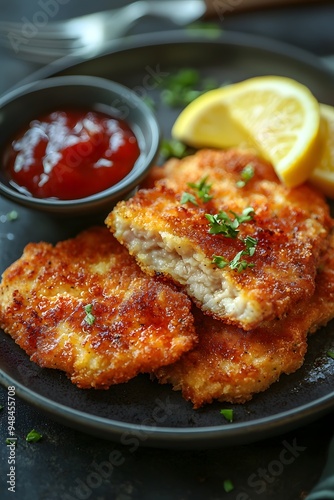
<box><xmin>1</xmin><ymin>2</ymin><xmax>334</xmax><ymax>499</ymax></box>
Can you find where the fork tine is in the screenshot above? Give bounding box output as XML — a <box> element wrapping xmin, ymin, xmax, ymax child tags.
<box><xmin>0</xmin><ymin>1</ymin><xmax>206</xmax><ymax>63</ymax></box>
<box><xmin>0</xmin><ymin>19</ymin><xmax>75</xmax><ymax>37</ymax></box>
<box><xmin>0</xmin><ymin>8</ymin><xmax>117</xmax><ymax>42</ymax></box>
<box><xmin>0</xmin><ymin>22</ymin><xmax>80</xmax><ymax>45</ymax></box>
<box><xmin>1</xmin><ymin>44</ymin><xmax>80</xmax><ymax>64</ymax></box>
<box><xmin>1</xmin><ymin>37</ymin><xmax>83</xmax><ymax>51</ymax></box>
<box><xmin>0</xmin><ymin>20</ymin><xmax>88</xmax><ymax>56</ymax></box>
<box><xmin>0</xmin><ymin>32</ymin><xmax>86</xmax><ymax>63</ymax></box>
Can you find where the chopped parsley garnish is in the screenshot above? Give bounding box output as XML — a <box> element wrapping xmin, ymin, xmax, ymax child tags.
<box><xmin>84</xmin><ymin>304</ymin><xmax>95</xmax><ymax>326</ymax></box>
<box><xmin>228</xmin><ymin>250</ymin><xmax>255</xmax><ymax>273</ymax></box>
<box><xmin>0</xmin><ymin>210</ymin><xmax>19</xmax><ymax>223</ymax></box>
<box><xmin>179</xmin><ymin>175</ymin><xmax>257</xmax><ymax>272</ymax></box>
<box><xmin>7</xmin><ymin>210</ymin><xmax>19</xmax><ymax>221</ymax></box>
<box><xmin>188</xmin><ymin>177</ymin><xmax>213</xmax><ymax>203</ymax></box>
<box><xmin>212</xmin><ymin>255</ymin><xmax>229</xmax><ymax>269</ymax></box>
<box><xmin>181</xmin><ymin>176</ymin><xmax>213</xmax><ymax>206</ymax></box>
<box><xmin>229</xmin><ymin>252</ymin><xmax>254</xmax><ymax>273</ymax></box>
<box><xmin>26</xmin><ymin>429</ymin><xmax>42</xmax><ymax>443</ymax></box>
<box><xmin>160</xmin><ymin>138</ymin><xmax>189</xmax><ymax>160</ymax></box>
<box><xmin>160</xmin><ymin>68</ymin><xmax>218</xmax><ymax>107</ymax></box>
<box><xmin>236</xmin><ymin>163</ymin><xmax>255</xmax><ymax>188</ymax></box>
<box><xmin>206</xmin><ymin>207</ymin><xmax>257</xmax><ymax>272</ymax></box>
<box><xmin>213</xmin><ymin>236</ymin><xmax>258</xmax><ymax>273</ymax></box>
<box><xmin>223</xmin><ymin>479</ymin><xmax>234</xmax><ymax>493</ymax></box>
<box><xmin>244</xmin><ymin>235</ymin><xmax>258</xmax><ymax>256</ymax></box>
<box><xmin>220</xmin><ymin>409</ymin><xmax>234</xmax><ymax>422</ymax></box>
<box><xmin>181</xmin><ymin>192</ymin><xmax>198</xmax><ymax>206</ymax></box>
<box><xmin>206</xmin><ymin>212</ymin><xmax>239</xmax><ymax>238</ymax></box>
<box><xmin>205</xmin><ymin>207</ymin><xmax>255</xmax><ymax>238</ymax></box>
<box><xmin>327</xmin><ymin>350</ymin><xmax>334</xmax><ymax>360</ymax></box>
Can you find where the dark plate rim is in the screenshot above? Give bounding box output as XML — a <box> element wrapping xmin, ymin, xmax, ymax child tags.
<box><xmin>1</xmin><ymin>30</ymin><xmax>334</xmax><ymax>447</ymax></box>
<box><xmin>0</xmin><ymin>367</ymin><xmax>334</xmax><ymax>448</ymax></box>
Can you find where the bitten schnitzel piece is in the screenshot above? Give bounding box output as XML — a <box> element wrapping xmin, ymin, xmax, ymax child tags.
<box><xmin>0</xmin><ymin>227</ymin><xmax>196</xmax><ymax>389</ymax></box>
<box><xmin>155</xmin><ymin>232</ymin><xmax>334</xmax><ymax>407</ymax></box>
<box><xmin>107</xmin><ymin>149</ymin><xmax>333</xmax><ymax>330</ymax></box>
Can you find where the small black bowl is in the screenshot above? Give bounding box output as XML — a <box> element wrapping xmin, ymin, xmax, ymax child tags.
<box><xmin>0</xmin><ymin>75</ymin><xmax>160</xmax><ymax>215</ymax></box>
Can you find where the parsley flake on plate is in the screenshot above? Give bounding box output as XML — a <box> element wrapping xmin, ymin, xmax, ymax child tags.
<box><xmin>26</xmin><ymin>429</ymin><xmax>42</xmax><ymax>443</ymax></box>
<box><xmin>160</xmin><ymin>138</ymin><xmax>189</xmax><ymax>160</ymax></box>
<box><xmin>220</xmin><ymin>409</ymin><xmax>234</xmax><ymax>422</ymax></box>
<box><xmin>223</xmin><ymin>479</ymin><xmax>234</xmax><ymax>493</ymax></box>
<box><xmin>160</xmin><ymin>68</ymin><xmax>218</xmax><ymax>108</ymax></box>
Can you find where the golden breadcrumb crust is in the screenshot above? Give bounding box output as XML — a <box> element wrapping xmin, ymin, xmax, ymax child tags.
<box><xmin>155</xmin><ymin>231</ymin><xmax>334</xmax><ymax>407</ymax></box>
<box><xmin>0</xmin><ymin>227</ymin><xmax>196</xmax><ymax>388</ymax></box>
<box><xmin>107</xmin><ymin>149</ymin><xmax>333</xmax><ymax>330</ymax></box>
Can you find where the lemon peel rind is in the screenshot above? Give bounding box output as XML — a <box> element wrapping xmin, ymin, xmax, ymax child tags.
<box><xmin>310</xmin><ymin>103</ymin><xmax>334</xmax><ymax>197</ymax></box>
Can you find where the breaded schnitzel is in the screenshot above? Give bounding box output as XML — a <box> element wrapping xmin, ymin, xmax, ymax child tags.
<box><xmin>0</xmin><ymin>227</ymin><xmax>196</xmax><ymax>389</ymax></box>
<box><xmin>155</xmin><ymin>232</ymin><xmax>334</xmax><ymax>407</ymax></box>
<box><xmin>107</xmin><ymin>149</ymin><xmax>333</xmax><ymax>330</ymax></box>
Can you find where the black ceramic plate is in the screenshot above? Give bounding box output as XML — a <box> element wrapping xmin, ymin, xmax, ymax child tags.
<box><xmin>1</xmin><ymin>31</ymin><xmax>334</xmax><ymax>449</ymax></box>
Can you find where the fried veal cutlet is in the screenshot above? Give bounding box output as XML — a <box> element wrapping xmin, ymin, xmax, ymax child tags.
<box><xmin>106</xmin><ymin>149</ymin><xmax>333</xmax><ymax>330</ymax></box>
<box><xmin>155</xmin><ymin>231</ymin><xmax>334</xmax><ymax>407</ymax></box>
<box><xmin>0</xmin><ymin>227</ymin><xmax>196</xmax><ymax>389</ymax></box>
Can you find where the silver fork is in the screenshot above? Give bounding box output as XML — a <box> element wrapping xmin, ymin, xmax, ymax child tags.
<box><xmin>0</xmin><ymin>0</ymin><xmax>206</xmax><ymax>64</ymax></box>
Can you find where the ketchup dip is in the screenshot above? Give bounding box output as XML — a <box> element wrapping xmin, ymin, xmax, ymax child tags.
<box><xmin>3</xmin><ymin>108</ymin><xmax>140</xmax><ymax>200</ymax></box>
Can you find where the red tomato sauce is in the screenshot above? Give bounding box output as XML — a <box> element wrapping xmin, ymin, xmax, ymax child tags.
<box><xmin>3</xmin><ymin>109</ymin><xmax>140</xmax><ymax>200</ymax></box>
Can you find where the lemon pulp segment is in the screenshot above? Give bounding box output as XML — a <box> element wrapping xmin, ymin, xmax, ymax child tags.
<box><xmin>172</xmin><ymin>76</ymin><xmax>321</xmax><ymax>188</ymax></box>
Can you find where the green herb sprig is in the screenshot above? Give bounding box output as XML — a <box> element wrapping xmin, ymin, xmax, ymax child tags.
<box><xmin>179</xmin><ymin>175</ymin><xmax>258</xmax><ymax>272</ymax></box>
<box><xmin>160</xmin><ymin>68</ymin><xmax>218</xmax><ymax>108</ymax></box>
<box><xmin>228</xmin><ymin>236</ymin><xmax>258</xmax><ymax>272</ymax></box>
<box><xmin>205</xmin><ymin>207</ymin><xmax>254</xmax><ymax>238</ymax></box>
<box><xmin>223</xmin><ymin>479</ymin><xmax>234</xmax><ymax>493</ymax></box>
<box><xmin>207</xmin><ymin>208</ymin><xmax>257</xmax><ymax>272</ymax></box>
<box><xmin>220</xmin><ymin>409</ymin><xmax>234</xmax><ymax>423</ymax></box>
<box><xmin>181</xmin><ymin>176</ymin><xmax>213</xmax><ymax>206</ymax></box>
<box><xmin>0</xmin><ymin>210</ymin><xmax>19</xmax><ymax>223</ymax></box>
<box><xmin>213</xmin><ymin>235</ymin><xmax>258</xmax><ymax>273</ymax></box>
<box><xmin>160</xmin><ymin>138</ymin><xmax>189</xmax><ymax>160</ymax></box>
<box><xmin>26</xmin><ymin>429</ymin><xmax>42</xmax><ymax>443</ymax></box>
<box><xmin>84</xmin><ymin>304</ymin><xmax>95</xmax><ymax>326</ymax></box>
<box><xmin>236</xmin><ymin>163</ymin><xmax>255</xmax><ymax>188</ymax></box>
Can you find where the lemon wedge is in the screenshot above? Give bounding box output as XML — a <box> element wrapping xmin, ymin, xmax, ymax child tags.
<box><xmin>172</xmin><ymin>76</ymin><xmax>321</xmax><ymax>187</ymax></box>
<box><xmin>310</xmin><ymin>103</ymin><xmax>334</xmax><ymax>198</ymax></box>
